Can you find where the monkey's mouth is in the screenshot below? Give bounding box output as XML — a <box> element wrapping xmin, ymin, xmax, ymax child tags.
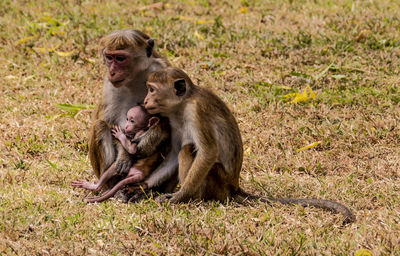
<box><xmin>112</xmin><ymin>79</ymin><xmax>125</xmax><ymax>86</ymax></box>
<box><xmin>145</xmin><ymin>107</ymin><xmax>157</xmax><ymax>112</ymax></box>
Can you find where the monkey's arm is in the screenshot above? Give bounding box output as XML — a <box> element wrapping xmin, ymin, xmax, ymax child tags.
<box><xmin>114</xmin><ymin>142</ymin><xmax>134</xmax><ymax>176</ymax></box>
<box><xmin>117</xmin><ymin>134</ymin><xmax>138</xmax><ymax>155</ymax></box>
<box><xmin>134</xmin><ymin>118</ymin><xmax>169</xmax><ymax>157</ymax></box>
<box><xmin>144</xmin><ymin>147</ymin><xmax>179</xmax><ymax>188</ymax></box>
<box><xmin>174</xmin><ymin>145</ymin><xmax>217</xmax><ymax>202</ymax></box>
<box><xmin>121</xmin><ymin>139</ymin><xmax>138</xmax><ymax>155</ymax></box>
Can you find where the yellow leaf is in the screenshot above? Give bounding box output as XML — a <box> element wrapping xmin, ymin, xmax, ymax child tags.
<box><xmin>55</xmin><ymin>50</ymin><xmax>75</xmax><ymax>57</ymax></box>
<box><xmin>283</xmin><ymin>92</ymin><xmax>298</xmax><ymax>98</ymax></box>
<box><xmin>51</xmin><ymin>30</ymin><xmax>65</xmax><ymax>36</ymax></box>
<box><xmin>17</xmin><ymin>36</ymin><xmax>34</xmax><ymax>45</ymax></box>
<box><xmin>284</xmin><ymin>84</ymin><xmax>316</xmax><ymax>104</ymax></box>
<box><xmin>291</xmin><ymin>92</ymin><xmax>308</xmax><ymax>103</ymax></box>
<box><xmin>354</xmin><ymin>249</ymin><xmax>372</xmax><ymax>256</ymax></box>
<box><xmin>23</xmin><ymin>75</ymin><xmax>35</xmax><ymax>82</ymax></box>
<box><xmin>5</xmin><ymin>75</ymin><xmax>17</xmax><ymax>80</ymax></box>
<box><xmin>194</xmin><ymin>31</ymin><xmax>205</xmax><ymax>40</ymax></box>
<box><xmin>196</xmin><ymin>19</ymin><xmax>213</xmax><ymax>24</ymax></box>
<box><xmin>305</xmin><ymin>84</ymin><xmax>316</xmax><ymax>99</ymax></box>
<box><xmin>143</xmin><ymin>11</ymin><xmax>154</xmax><ymax>17</ymax></box>
<box><xmin>179</xmin><ymin>16</ymin><xmax>193</xmax><ymax>21</ymax></box>
<box><xmin>296</xmin><ymin>141</ymin><xmax>322</xmax><ymax>152</ymax></box>
<box><xmin>33</xmin><ymin>45</ymin><xmax>60</xmax><ymax>53</ymax></box>
<box><xmin>244</xmin><ymin>146</ymin><xmax>252</xmax><ymax>156</ymax></box>
<box><xmin>239</xmin><ymin>7</ymin><xmax>248</xmax><ymax>13</ymax></box>
<box><xmin>85</xmin><ymin>57</ymin><xmax>96</xmax><ymax>64</ymax></box>
<box><xmin>33</xmin><ymin>47</ymin><xmax>47</xmax><ymax>53</ymax></box>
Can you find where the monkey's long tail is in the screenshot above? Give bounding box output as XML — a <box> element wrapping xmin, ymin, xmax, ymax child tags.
<box><xmin>235</xmin><ymin>188</ymin><xmax>355</xmax><ymax>224</ymax></box>
<box><xmin>86</xmin><ymin>175</ymin><xmax>142</xmax><ymax>203</ymax></box>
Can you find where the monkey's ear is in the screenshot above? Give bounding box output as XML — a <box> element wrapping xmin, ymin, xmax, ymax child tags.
<box><xmin>148</xmin><ymin>116</ymin><xmax>160</xmax><ymax>127</ymax></box>
<box><xmin>174</xmin><ymin>79</ymin><xmax>186</xmax><ymax>96</ymax></box>
<box><xmin>146</xmin><ymin>39</ymin><xmax>154</xmax><ymax>57</ymax></box>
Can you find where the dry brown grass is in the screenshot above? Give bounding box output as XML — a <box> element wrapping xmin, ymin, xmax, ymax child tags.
<box><xmin>1</xmin><ymin>0</ymin><xmax>399</xmax><ymax>255</ymax></box>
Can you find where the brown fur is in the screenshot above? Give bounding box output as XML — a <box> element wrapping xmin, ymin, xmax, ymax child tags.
<box><xmin>81</xmin><ymin>118</ymin><xmax>169</xmax><ymax>203</ymax></box>
<box><xmin>143</xmin><ymin>67</ymin><xmax>355</xmax><ymax>224</ymax></box>
<box><xmin>88</xmin><ymin>29</ymin><xmax>173</xmax><ymax>191</ymax></box>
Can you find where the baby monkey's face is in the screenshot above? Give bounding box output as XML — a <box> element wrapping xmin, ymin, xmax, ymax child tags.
<box><xmin>124</xmin><ymin>106</ymin><xmax>149</xmax><ymax>136</ymax></box>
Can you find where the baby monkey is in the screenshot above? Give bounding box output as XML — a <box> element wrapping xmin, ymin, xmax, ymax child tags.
<box><xmin>72</xmin><ymin>105</ymin><xmax>167</xmax><ymax>203</ymax></box>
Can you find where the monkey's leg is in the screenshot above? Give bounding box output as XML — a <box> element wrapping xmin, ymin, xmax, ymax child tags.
<box><xmin>155</xmin><ymin>145</ymin><xmax>196</xmax><ymax>203</ymax></box>
<box><xmin>178</xmin><ymin>144</ymin><xmax>195</xmax><ymax>183</ymax></box>
<box><xmin>126</xmin><ymin>173</ymin><xmax>179</xmax><ymax>203</ymax></box>
<box><xmin>168</xmin><ymin>147</ymin><xmax>217</xmax><ymax>203</ymax></box>
<box><xmin>72</xmin><ymin>163</ymin><xmax>119</xmax><ymax>192</ymax></box>
<box><xmin>86</xmin><ymin>167</ymin><xmax>145</xmax><ymax>203</ymax></box>
<box><xmin>89</xmin><ymin>120</ymin><xmax>116</xmax><ymax>179</ymax></box>
<box><xmin>204</xmin><ymin>163</ymin><xmax>231</xmax><ymax>202</ymax></box>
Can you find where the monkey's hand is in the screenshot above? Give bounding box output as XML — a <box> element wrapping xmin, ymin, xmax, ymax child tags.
<box><xmin>111</xmin><ymin>126</ymin><xmax>125</xmax><ymax>141</ymax></box>
<box><xmin>115</xmin><ymin>145</ymin><xmax>133</xmax><ymax>176</ymax></box>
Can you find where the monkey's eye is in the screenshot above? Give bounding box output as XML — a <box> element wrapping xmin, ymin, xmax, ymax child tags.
<box><xmin>105</xmin><ymin>55</ymin><xmax>113</xmax><ymax>61</ymax></box>
<box><xmin>115</xmin><ymin>56</ymin><xmax>126</xmax><ymax>62</ymax></box>
<box><xmin>148</xmin><ymin>86</ymin><xmax>154</xmax><ymax>93</ymax></box>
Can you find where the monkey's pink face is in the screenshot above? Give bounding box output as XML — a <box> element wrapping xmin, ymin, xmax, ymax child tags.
<box><xmin>124</xmin><ymin>107</ymin><xmax>148</xmax><ymax>135</ymax></box>
<box><xmin>103</xmin><ymin>49</ymin><xmax>133</xmax><ymax>88</ymax></box>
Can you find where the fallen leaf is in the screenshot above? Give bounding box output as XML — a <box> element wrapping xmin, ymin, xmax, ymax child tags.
<box><xmin>5</xmin><ymin>75</ymin><xmax>17</xmax><ymax>80</ymax></box>
<box><xmin>196</xmin><ymin>19</ymin><xmax>213</xmax><ymax>24</ymax></box>
<box><xmin>354</xmin><ymin>249</ymin><xmax>372</xmax><ymax>256</ymax></box>
<box><xmin>17</xmin><ymin>36</ymin><xmax>35</xmax><ymax>45</ymax></box>
<box><xmin>284</xmin><ymin>84</ymin><xmax>316</xmax><ymax>104</ymax></box>
<box><xmin>296</xmin><ymin>141</ymin><xmax>322</xmax><ymax>152</ymax></box>
<box><xmin>244</xmin><ymin>146</ymin><xmax>252</xmax><ymax>156</ymax></box>
<box><xmin>239</xmin><ymin>7</ymin><xmax>248</xmax><ymax>13</ymax></box>
<box><xmin>194</xmin><ymin>31</ymin><xmax>205</xmax><ymax>40</ymax></box>
<box><xmin>55</xmin><ymin>50</ymin><xmax>75</xmax><ymax>57</ymax></box>
<box><xmin>179</xmin><ymin>16</ymin><xmax>193</xmax><ymax>21</ymax></box>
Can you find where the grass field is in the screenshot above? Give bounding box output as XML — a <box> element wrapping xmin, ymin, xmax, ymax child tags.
<box><xmin>1</xmin><ymin>0</ymin><xmax>399</xmax><ymax>255</ymax></box>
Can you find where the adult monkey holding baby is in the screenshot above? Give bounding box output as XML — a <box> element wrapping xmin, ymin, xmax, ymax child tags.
<box><xmin>88</xmin><ymin>29</ymin><xmax>176</xmax><ymax>195</ymax></box>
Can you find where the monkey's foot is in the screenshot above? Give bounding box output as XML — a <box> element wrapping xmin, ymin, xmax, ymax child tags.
<box><xmin>71</xmin><ymin>180</ymin><xmax>99</xmax><ymax>191</ymax></box>
<box><xmin>155</xmin><ymin>193</ymin><xmax>174</xmax><ymax>203</ymax></box>
<box><xmin>114</xmin><ymin>190</ymin><xmax>130</xmax><ymax>203</ymax></box>
<box><xmin>84</xmin><ymin>190</ymin><xmax>128</xmax><ymax>204</ymax></box>
<box><xmin>127</xmin><ymin>188</ymin><xmax>154</xmax><ymax>203</ymax></box>
<box><xmin>115</xmin><ymin>156</ymin><xmax>133</xmax><ymax>176</ymax></box>
<box><xmin>124</xmin><ymin>182</ymin><xmax>148</xmax><ymax>194</ymax></box>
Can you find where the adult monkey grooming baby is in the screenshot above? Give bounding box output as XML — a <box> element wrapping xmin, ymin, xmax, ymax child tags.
<box><xmin>142</xmin><ymin>67</ymin><xmax>355</xmax><ymax>223</ymax></box>
<box><xmin>88</xmin><ymin>29</ymin><xmax>176</xmax><ymax>195</ymax></box>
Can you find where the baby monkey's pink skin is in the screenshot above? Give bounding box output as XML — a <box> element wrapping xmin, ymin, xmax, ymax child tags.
<box><xmin>72</xmin><ymin>106</ymin><xmax>161</xmax><ymax>202</ymax></box>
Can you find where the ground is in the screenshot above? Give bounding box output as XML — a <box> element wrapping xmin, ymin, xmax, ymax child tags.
<box><xmin>0</xmin><ymin>0</ymin><xmax>399</xmax><ymax>255</ymax></box>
